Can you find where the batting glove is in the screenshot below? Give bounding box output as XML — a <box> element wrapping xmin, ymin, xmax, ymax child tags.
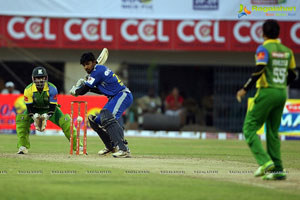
<box><xmin>75</xmin><ymin>78</ymin><xmax>86</xmax><ymax>87</ymax></box>
<box><xmin>69</xmin><ymin>86</ymin><xmax>78</xmax><ymax>97</ymax></box>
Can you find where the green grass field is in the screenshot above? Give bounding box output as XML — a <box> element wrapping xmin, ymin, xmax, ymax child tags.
<box><xmin>0</xmin><ymin>134</ymin><xmax>300</xmax><ymax>200</ymax></box>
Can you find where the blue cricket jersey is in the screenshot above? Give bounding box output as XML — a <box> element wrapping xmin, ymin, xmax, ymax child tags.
<box><xmin>85</xmin><ymin>65</ymin><xmax>126</xmax><ymax>97</ymax></box>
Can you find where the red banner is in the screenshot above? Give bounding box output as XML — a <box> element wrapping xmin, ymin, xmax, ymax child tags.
<box><xmin>0</xmin><ymin>16</ymin><xmax>300</xmax><ymax>52</ymax></box>
<box><xmin>0</xmin><ymin>94</ymin><xmax>108</xmax><ymax>131</ymax></box>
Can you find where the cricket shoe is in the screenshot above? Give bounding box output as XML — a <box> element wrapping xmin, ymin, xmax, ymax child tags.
<box><xmin>17</xmin><ymin>146</ymin><xmax>28</xmax><ymax>154</ymax></box>
<box><xmin>98</xmin><ymin>147</ymin><xmax>118</xmax><ymax>156</ymax></box>
<box><xmin>262</xmin><ymin>171</ymin><xmax>287</xmax><ymax>180</ymax></box>
<box><xmin>112</xmin><ymin>150</ymin><xmax>131</xmax><ymax>158</ymax></box>
<box><xmin>124</xmin><ymin>140</ymin><xmax>130</xmax><ymax>154</ymax></box>
<box><xmin>254</xmin><ymin>160</ymin><xmax>275</xmax><ymax>177</ymax></box>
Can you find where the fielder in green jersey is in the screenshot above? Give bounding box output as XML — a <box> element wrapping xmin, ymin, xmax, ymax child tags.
<box><xmin>236</xmin><ymin>20</ymin><xmax>297</xmax><ymax>180</ymax></box>
<box><xmin>16</xmin><ymin>66</ymin><xmax>82</xmax><ymax>154</ymax></box>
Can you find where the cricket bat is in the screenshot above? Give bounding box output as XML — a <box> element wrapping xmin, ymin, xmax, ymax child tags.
<box><xmin>97</xmin><ymin>48</ymin><xmax>109</xmax><ymax>65</ymax></box>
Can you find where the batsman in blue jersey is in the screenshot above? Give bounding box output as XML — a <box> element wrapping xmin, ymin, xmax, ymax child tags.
<box><xmin>70</xmin><ymin>52</ymin><xmax>133</xmax><ymax>158</ymax></box>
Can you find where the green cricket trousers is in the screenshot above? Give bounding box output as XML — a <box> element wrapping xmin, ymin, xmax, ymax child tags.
<box><xmin>243</xmin><ymin>87</ymin><xmax>286</xmax><ymax>171</ymax></box>
<box><xmin>16</xmin><ymin>107</ymin><xmax>81</xmax><ymax>150</ymax></box>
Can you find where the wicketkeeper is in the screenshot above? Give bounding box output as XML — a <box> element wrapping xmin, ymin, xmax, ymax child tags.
<box><xmin>70</xmin><ymin>52</ymin><xmax>133</xmax><ymax>158</ymax></box>
<box><xmin>16</xmin><ymin>66</ymin><xmax>82</xmax><ymax>154</ymax></box>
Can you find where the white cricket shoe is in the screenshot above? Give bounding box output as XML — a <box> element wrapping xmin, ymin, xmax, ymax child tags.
<box><xmin>98</xmin><ymin>147</ymin><xmax>118</xmax><ymax>156</ymax></box>
<box><xmin>17</xmin><ymin>146</ymin><xmax>28</xmax><ymax>154</ymax></box>
<box><xmin>112</xmin><ymin>150</ymin><xmax>131</xmax><ymax>158</ymax></box>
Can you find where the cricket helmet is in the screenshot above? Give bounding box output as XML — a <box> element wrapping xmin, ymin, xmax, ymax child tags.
<box><xmin>32</xmin><ymin>66</ymin><xmax>48</xmax><ymax>89</ymax></box>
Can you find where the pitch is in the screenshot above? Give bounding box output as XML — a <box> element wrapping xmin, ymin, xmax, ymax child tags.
<box><xmin>0</xmin><ymin>135</ymin><xmax>300</xmax><ymax>200</ymax></box>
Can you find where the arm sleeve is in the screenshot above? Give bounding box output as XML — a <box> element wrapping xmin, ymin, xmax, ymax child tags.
<box><xmin>24</xmin><ymin>87</ymin><xmax>35</xmax><ymax>116</ymax></box>
<box><xmin>287</xmin><ymin>69</ymin><xmax>297</xmax><ymax>85</ymax></box>
<box><xmin>75</xmin><ymin>84</ymin><xmax>90</xmax><ymax>96</ymax></box>
<box><xmin>24</xmin><ymin>88</ymin><xmax>33</xmax><ymax>104</ymax></box>
<box><xmin>47</xmin><ymin>84</ymin><xmax>58</xmax><ymax>116</ymax></box>
<box><xmin>26</xmin><ymin>104</ymin><xmax>35</xmax><ymax>117</ymax></box>
<box><xmin>89</xmin><ymin>87</ymin><xmax>103</xmax><ymax>95</ymax></box>
<box><xmin>255</xmin><ymin>45</ymin><xmax>269</xmax><ymax>66</ymax></box>
<box><xmin>48</xmin><ymin>85</ymin><xmax>58</xmax><ymax>105</ymax></box>
<box><xmin>243</xmin><ymin>45</ymin><xmax>269</xmax><ymax>91</ymax></box>
<box><xmin>289</xmin><ymin>52</ymin><xmax>296</xmax><ymax>70</ymax></box>
<box><xmin>47</xmin><ymin>104</ymin><xmax>56</xmax><ymax>117</ymax></box>
<box><xmin>287</xmin><ymin>51</ymin><xmax>297</xmax><ymax>85</ymax></box>
<box><xmin>243</xmin><ymin>65</ymin><xmax>266</xmax><ymax>91</ymax></box>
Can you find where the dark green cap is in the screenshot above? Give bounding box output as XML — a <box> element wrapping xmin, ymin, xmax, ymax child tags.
<box><xmin>32</xmin><ymin>66</ymin><xmax>48</xmax><ymax>77</ymax></box>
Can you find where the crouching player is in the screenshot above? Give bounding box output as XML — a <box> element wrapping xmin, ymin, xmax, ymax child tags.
<box><xmin>70</xmin><ymin>52</ymin><xmax>133</xmax><ymax>158</ymax></box>
<box><xmin>16</xmin><ymin>66</ymin><xmax>82</xmax><ymax>154</ymax></box>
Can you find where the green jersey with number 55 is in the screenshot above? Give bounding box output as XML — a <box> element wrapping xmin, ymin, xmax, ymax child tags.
<box><xmin>255</xmin><ymin>39</ymin><xmax>296</xmax><ymax>89</ymax></box>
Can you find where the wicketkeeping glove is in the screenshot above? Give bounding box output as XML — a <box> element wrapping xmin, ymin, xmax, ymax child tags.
<box><xmin>41</xmin><ymin>113</ymin><xmax>50</xmax><ymax>120</ymax></box>
<box><xmin>39</xmin><ymin>113</ymin><xmax>49</xmax><ymax>132</ymax></box>
<box><xmin>32</xmin><ymin>113</ymin><xmax>40</xmax><ymax>127</ymax></box>
<box><xmin>32</xmin><ymin>113</ymin><xmax>49</xmax><ymax>132</ymax></box>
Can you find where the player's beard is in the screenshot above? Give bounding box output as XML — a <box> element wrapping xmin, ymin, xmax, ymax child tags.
<box><xmin>33</xmin><ymin>77</ymin><xmax>47</xmax><ymax>90</ymax></box>
<box><xmin>85</xmin><ymin>69</ymin><xmax>91</xmax><ymax>74</ymax></box>
<box><xmin>85</xmin><ymin>66</ymin><xmax>94</xmax><ymax>74</ymax></box>
<box><xmin>35</xmin><ymin>81</ymin><xmax>46</xmax><ymax>90</ymax></box>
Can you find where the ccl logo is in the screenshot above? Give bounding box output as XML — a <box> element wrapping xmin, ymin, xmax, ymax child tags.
<box><xmin>238</xmin><ymin>4</ymin><xmax>252</xmax><ymax>18</ymax></box>
<box><xmin>7</xmin><ymin>17</ymin><xmax>56</xmax><ymax>40</ymax></box>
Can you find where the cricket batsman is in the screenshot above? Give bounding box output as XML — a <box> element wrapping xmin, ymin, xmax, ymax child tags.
<box><xmin>69</xmin><ymin>52</ymin><xmax>133</xmax><ymax>158</ymax></box>
<box><xmin>16</xmin><ymin>66</ymin><xmax>82</xmax><ymax>154</ymax></box>
<box><xmin>236</xmin><ymin>20</ymin><xmax>297</xmax><ymax>180</ymax></box>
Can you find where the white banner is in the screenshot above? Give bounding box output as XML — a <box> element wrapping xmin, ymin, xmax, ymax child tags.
<box><xmin>0</xmin><ymin>0</ymin><xmax>299</xmax><ymax>21</ymax></box>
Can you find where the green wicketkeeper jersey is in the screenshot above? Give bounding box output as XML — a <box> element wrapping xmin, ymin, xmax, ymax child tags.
<box><xmin>24</xmin><ymin>82</ymin><xmax>58</xmax><ymax>110</ymax></box>
<box><xmin>255</xmin><ymin>39</ymin><xmax>296</xmax><ymax>89</ymax></box>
